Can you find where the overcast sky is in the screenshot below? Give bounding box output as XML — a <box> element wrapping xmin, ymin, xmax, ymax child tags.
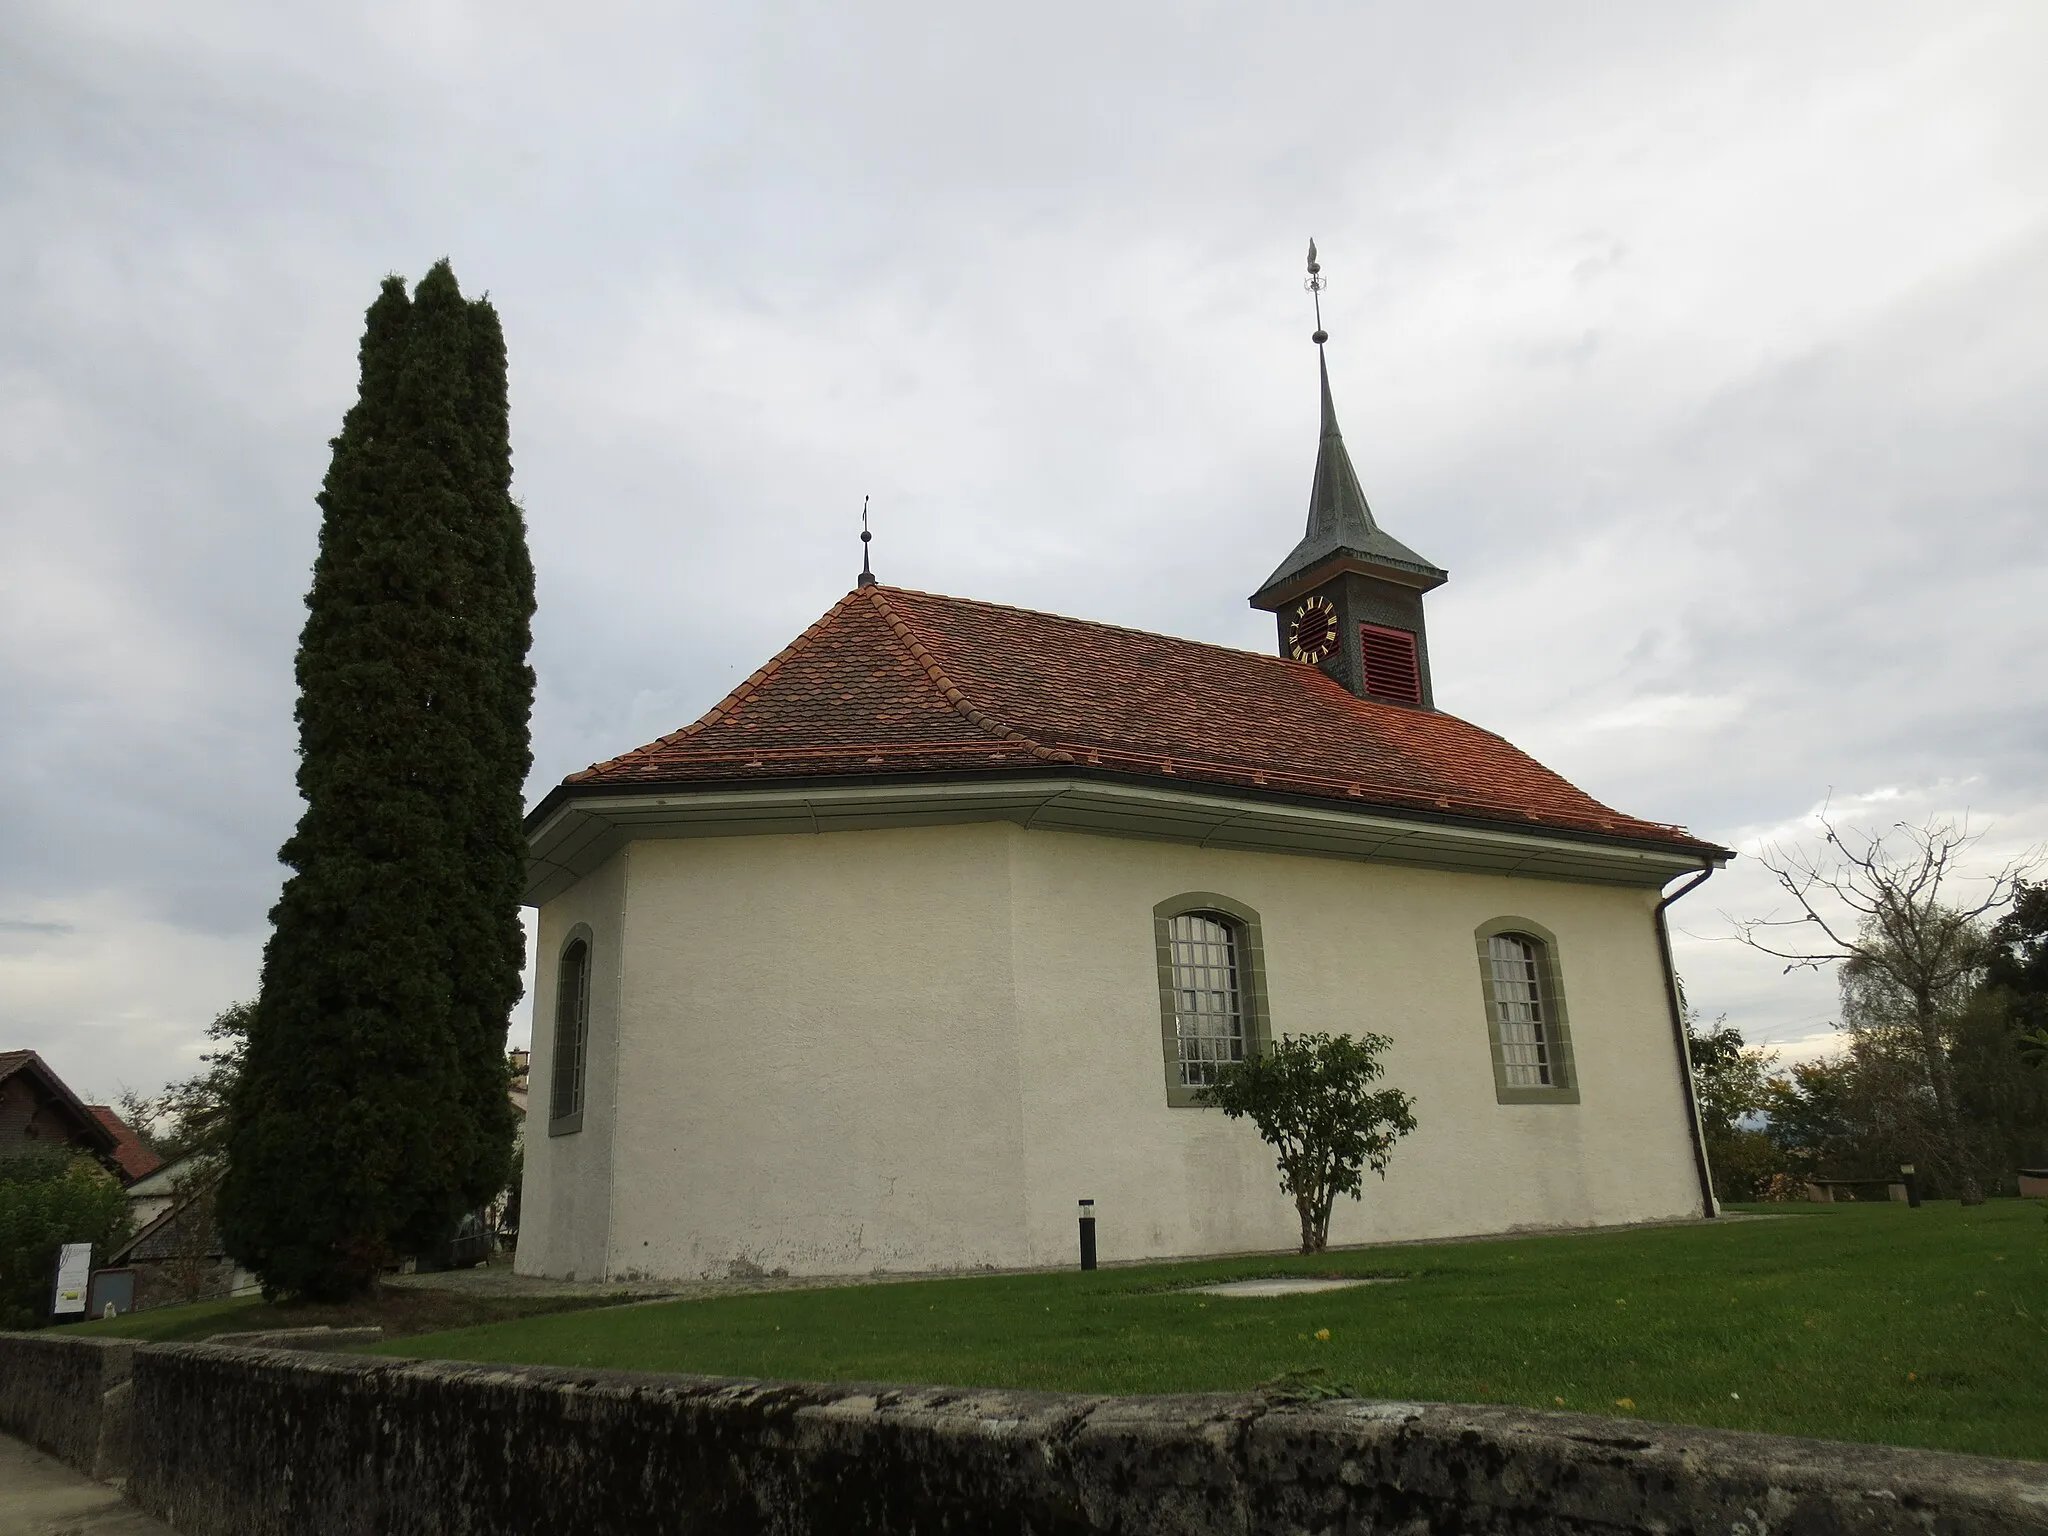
<box><xmin>4</xmin><ymin>2</ymin><xmax>2044</xmax><ymax>1105</ymax></box>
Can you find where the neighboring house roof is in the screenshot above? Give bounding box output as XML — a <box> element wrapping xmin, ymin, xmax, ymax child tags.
<box><xmin>109</xmin><ymin>1175</ymin><xmax>225</xmax><ymax>1266</ymax></box>
<box><xmin>0</xmin><ymin>1049</ymin><xmax>47</xmax><ymax>1093</ymax></box>
<box><xmin>544</xmin><ymin>583</ymin><xmax>1725</xmax><ymax>859</ymax></box>
<box><xmin>87</xmin><ymin>1106</ymin><xmax>164</xmax><ymax>1183</ymax></box>
<box><xmin>0</xmin><ymin>1049</ymin><xmax>121</xmax><ymax>1160</ymax></box>
<box><xmin>124</xmin><ymin>1150</ymin><xmax>209</xmax><ymax>1200</ymax></box>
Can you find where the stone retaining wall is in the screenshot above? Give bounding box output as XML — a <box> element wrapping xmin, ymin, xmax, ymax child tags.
<box><xmin>0</xmin><ymin>1331</ymin><xmax>135</xmax><ymax>1480</ymax></box>
<box><xmin>127</xmin><ymin>1343</ymin><xmax>2048</xmax><ymax>1535</ymax></box>
<box><xmin>4</xmin><ymin>1331</ymin><xmax>2046</xmax><ymax>1533</ymax></box>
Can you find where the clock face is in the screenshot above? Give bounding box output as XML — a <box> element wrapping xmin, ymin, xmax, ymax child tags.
<box><xmin>1288</xmin><ymin>596</ymin><xmax>1340</xmax><ymax>663</ymax></box>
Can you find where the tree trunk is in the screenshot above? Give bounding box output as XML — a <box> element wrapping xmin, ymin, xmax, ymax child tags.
<box><xmin>1914</xmin><ymin>988</ymin><xmax>1983</xmax><ymax>1205</ymax></box>
<box><xmin>1296</xmin><ymin>1197</ymin><xmax>1324</xmax><ymax>1254</ymax></box>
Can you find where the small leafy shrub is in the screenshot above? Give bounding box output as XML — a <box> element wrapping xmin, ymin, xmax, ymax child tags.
<box><xmin>1199</xmin><ymin>1031</ymin><xmax>1416</xmax><ymax>1254</ymax></box>
<box><xmin>0</xmin><ymin>1151</ymin><xmax>131</xmax><ymax>1328</ymax></box>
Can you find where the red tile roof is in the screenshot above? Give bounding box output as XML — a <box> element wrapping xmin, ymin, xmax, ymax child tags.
<box><xmin>561</xmin><ymin>585</ymin><xmax>1723</xmax><ymax>857</ymax></box>
<box><xmin>88</xmin><ymin>1105</ymin><xmax>164</xmax><ymax>1184</ymax></box>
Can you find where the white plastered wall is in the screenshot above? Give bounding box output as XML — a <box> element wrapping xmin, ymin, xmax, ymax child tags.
<box><xmin>519</xmin><ymin>820</ymin><xmax>1704</xmax><ymax>1280</ymax></box>
<box><xmin>603</xmin><ymin>824</ymin><xmax>1030</xmax><ymax>1281</ymax></box>
<box><xmin>515</xmin><ymin>848</ymin><xmax>626</xmax><ymax>1280</ymax></box>
<box><xmin>1006</xmin><ymin>828</ymin><xmax>1701</xmax><ymax>1267</ymax></box>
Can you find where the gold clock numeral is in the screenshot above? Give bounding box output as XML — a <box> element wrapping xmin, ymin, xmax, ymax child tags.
<box><xmin>1290</xmin><ymin>596</ymin><xmax>1338</xmax><ymax>662</ymax></box>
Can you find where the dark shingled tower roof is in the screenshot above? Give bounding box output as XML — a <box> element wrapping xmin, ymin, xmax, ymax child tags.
<box><xmin>1251</xmin><ymin>352</ymin><xmax>1446</xmax><ymax>606</ymax></box>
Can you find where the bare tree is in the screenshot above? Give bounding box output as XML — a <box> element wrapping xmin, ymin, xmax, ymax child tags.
<box><xmin>123</xmin><ymin>1002</ymin><xmax>250</xmax><ymax>1170</ymax></box>
<box><xmin>1731</xmin><ymin>809</ymin><xmax>2039</xmax><ymax>1204</ymax></box>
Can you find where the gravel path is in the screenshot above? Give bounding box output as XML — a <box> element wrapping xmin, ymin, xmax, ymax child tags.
<box><xmin>384</xmin><ymin>1259</ymin><xmax>953</xmax><ymax>1304</ymax></box>
<box><xmin>0</xmin><ymin>1435</ymin><xmax>176</xmax><ymax>1535</ymax></box>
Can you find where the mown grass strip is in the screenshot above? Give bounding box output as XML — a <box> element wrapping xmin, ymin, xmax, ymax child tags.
<box><xmin>350</xmin><ymin>1203</ymin><xmax>2047</xmax><ymax>1458</ymax></box>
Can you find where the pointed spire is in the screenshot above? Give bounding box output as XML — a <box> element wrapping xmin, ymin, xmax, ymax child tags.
<box><xmin>1306</xmin><ymin>349</ymin><xmax>1379</xmax><ymax>546</ymax></box>
<box><xmin>1250</xmin><ymin>243</ymin><xmax>1446</xmax><ymax>607</ymax></box>
<box><xmin>856</xmin><ymin>495</ymin><xmax>877</xmax><ymax>588</ymax></box>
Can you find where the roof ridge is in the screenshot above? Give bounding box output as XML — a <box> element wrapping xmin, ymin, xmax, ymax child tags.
<box><xmin>570</xmin><ymin>590</ymin><xmax>869</xmax><ymax>780</ymax></box>
<box><xmin>544</xmin><ymin>583</ymin><xmax>1720</xmax><ymax>858</ymax></box>
<box><xmin>874</xmin><ymin>584</ymin><xmax>1323</xmax><ymax>673</ymax></box>
<box><xmin>569</xmin><ymin>581</ymin><xmax>1580</xmax><ymax>793</ymax></box>
<box><xmin>862</xmin><ymin>587</ymin><xmax>1072</xmax><ymax>764</ymax></box>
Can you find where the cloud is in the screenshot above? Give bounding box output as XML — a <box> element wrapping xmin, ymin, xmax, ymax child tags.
<box><xmin>2</xmin><ymin>1</ymin><xmax>2045</xmax><ymax>1087</ymax></box>
<box><xmin>0</xmin><ymin>892</ymin><xmax>261</xmax><ymax>1103</ymax></box>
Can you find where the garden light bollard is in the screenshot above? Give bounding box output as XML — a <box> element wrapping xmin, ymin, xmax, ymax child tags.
<box><xmin>1078</xmin><ymin>1198</ymin><xmax>1097</xmax><ymax>1271</ymax></box>
<box><xmin>1901</xmin><ymin>1163</ymin><xmax>1921</xmax><ymax>1208</ymax></box>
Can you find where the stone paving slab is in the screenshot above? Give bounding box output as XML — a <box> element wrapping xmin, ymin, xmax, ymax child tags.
<box><xmin>0</xmin><ymin>1434</ymin><xmax>175</xmax><ymax>1535</ymax></box>
<box><xmin>1191</xmin><ymin>1276</ymin><xmax>1403</xmax><ymax>1298</ymax></box>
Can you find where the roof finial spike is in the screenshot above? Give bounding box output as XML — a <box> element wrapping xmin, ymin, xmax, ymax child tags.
<box><xmin>1305</xmin><ymin>238</ymin><xmax>1328</xmax><ymax>346</ymax></box>
<box><xmin>856</xmin><ymin>495</ymin><xmax>877</xmax><ymax>587</ymax></box>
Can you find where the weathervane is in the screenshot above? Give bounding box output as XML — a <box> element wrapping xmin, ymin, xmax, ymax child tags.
<box><xmin>856</xmin><ymin>495</ymin><xmax>877</xmax><ymax>587</ymax></box>
<box><xmin>1305</xmin><ymin>238</ymin><xmax>1328</xmax><ymax>346</ymax></box>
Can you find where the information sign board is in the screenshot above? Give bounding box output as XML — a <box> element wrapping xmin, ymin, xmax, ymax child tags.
<box><xmin>52</xmin><ymin>1242</ymin><xmax>92</xmax><ymax>1316</ymax></box>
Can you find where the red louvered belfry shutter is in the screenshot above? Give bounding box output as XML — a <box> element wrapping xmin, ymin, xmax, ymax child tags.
<box><xmin>1359</xmin><ymin>623</ymin><xmax>1423</xmax><ymax>705</ymax></box>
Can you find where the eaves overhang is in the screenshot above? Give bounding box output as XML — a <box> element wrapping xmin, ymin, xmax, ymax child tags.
<box><xmin>523</xmin><ymin>771</ymin><xmax>1728</xmax><ymax>907</ymax></box>
<box><xmin>1250</xmin><ymin>550</ymin><xmax>1449</xmax><ymax>612</ymax></box>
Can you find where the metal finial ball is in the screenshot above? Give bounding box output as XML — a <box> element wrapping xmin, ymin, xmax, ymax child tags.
<box><xmin>861</xmin><ymin>530</ymin><xmax>872</xmax><ymax>543</ymax></box>
<box><xmin>1312</xmin><ymin>329</ymin><xmax>1328</xmax><ymax>344</ymax></box>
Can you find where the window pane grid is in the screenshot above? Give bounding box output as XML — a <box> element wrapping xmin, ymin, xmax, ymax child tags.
<box><xmin>1169</xmin><ymin>913</ymin><xmax>1245</xmax><ymax>1087</ymax></box>
<box><xmin>552</xmin><ymin>941</ymin><xmax>590</xmax><ymax>1121</ymax></box>
<box><xmin>1487</xmin><ymin>934</ymin><xmax>1551</xmax><ymax>1087</ymax></box>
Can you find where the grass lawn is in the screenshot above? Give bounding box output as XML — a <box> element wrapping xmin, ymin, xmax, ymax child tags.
<box><xmin>64</xmin><ymin>1279</ymin><xmax>637</xmax><ymax>1345</ymax></box>
<box><xmin>371</xmin><ymin>1202</ymin><xmax>2048</xmax><ymax>1460</ymax></box>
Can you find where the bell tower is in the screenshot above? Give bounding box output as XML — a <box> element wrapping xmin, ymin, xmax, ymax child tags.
<box><xmin>1250</xmin><ymin>242</ymin><xmax>1447</xmax><ymax>708</ymax></box>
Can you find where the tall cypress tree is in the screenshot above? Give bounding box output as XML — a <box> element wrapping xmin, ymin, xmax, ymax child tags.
<box><xmin>221</xmin><ymin>263</ymin><xmax>533</xmax><ymax>1299</ymax></box>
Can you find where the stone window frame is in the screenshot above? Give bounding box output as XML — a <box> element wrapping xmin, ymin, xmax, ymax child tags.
<box><xmin>1473</xmin><ymin>916</ymin><xmax>1580</xmax><ymax>1106</ymax></box>
<box><xmin>548</xmin><ymin>924</ymin><xmax>594</xmax><ymax>1136</ymax></box>
<box><xmin>1153</xmin><ymin>892</ymin><xmax>1274</xmax><ymax>1109</ymax></box>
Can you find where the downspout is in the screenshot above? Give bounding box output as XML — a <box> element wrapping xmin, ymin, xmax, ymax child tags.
<box><xmin>1655</xmin><ymin>862</ymin><xmax>1719</xmax><ymax>1219</ymax></box>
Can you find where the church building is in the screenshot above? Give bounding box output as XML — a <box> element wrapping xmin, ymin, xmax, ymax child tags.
<box><xmin>517</xmin><ymin>306</ymin><xmax>1731</xmax><ymax>1283</ymax></box>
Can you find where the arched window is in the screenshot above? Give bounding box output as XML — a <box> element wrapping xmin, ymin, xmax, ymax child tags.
<box><xmin>1475</xmin><ymin>920</ymin><xmax>1579</xmax><ymax>1104</ymax></box>
<box><xmin>1169</xmin><ymin>912</ymin><xmax>1246</xmax><ymax>1088</ymax></box>
<box><xmin>1153</xmin><ymin>893</ymin><xmax>1272</xmax><ymax>1107</ymax></box>
<box><xmin>1485</xmin><ymin>934</ymin><xmax>1552</xmax><ymax>1086</ymax></box>
<box><xmin>549</xmin><ymin>936</ymin><xmax>591</xmax><ymax>1135</ymax></box>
